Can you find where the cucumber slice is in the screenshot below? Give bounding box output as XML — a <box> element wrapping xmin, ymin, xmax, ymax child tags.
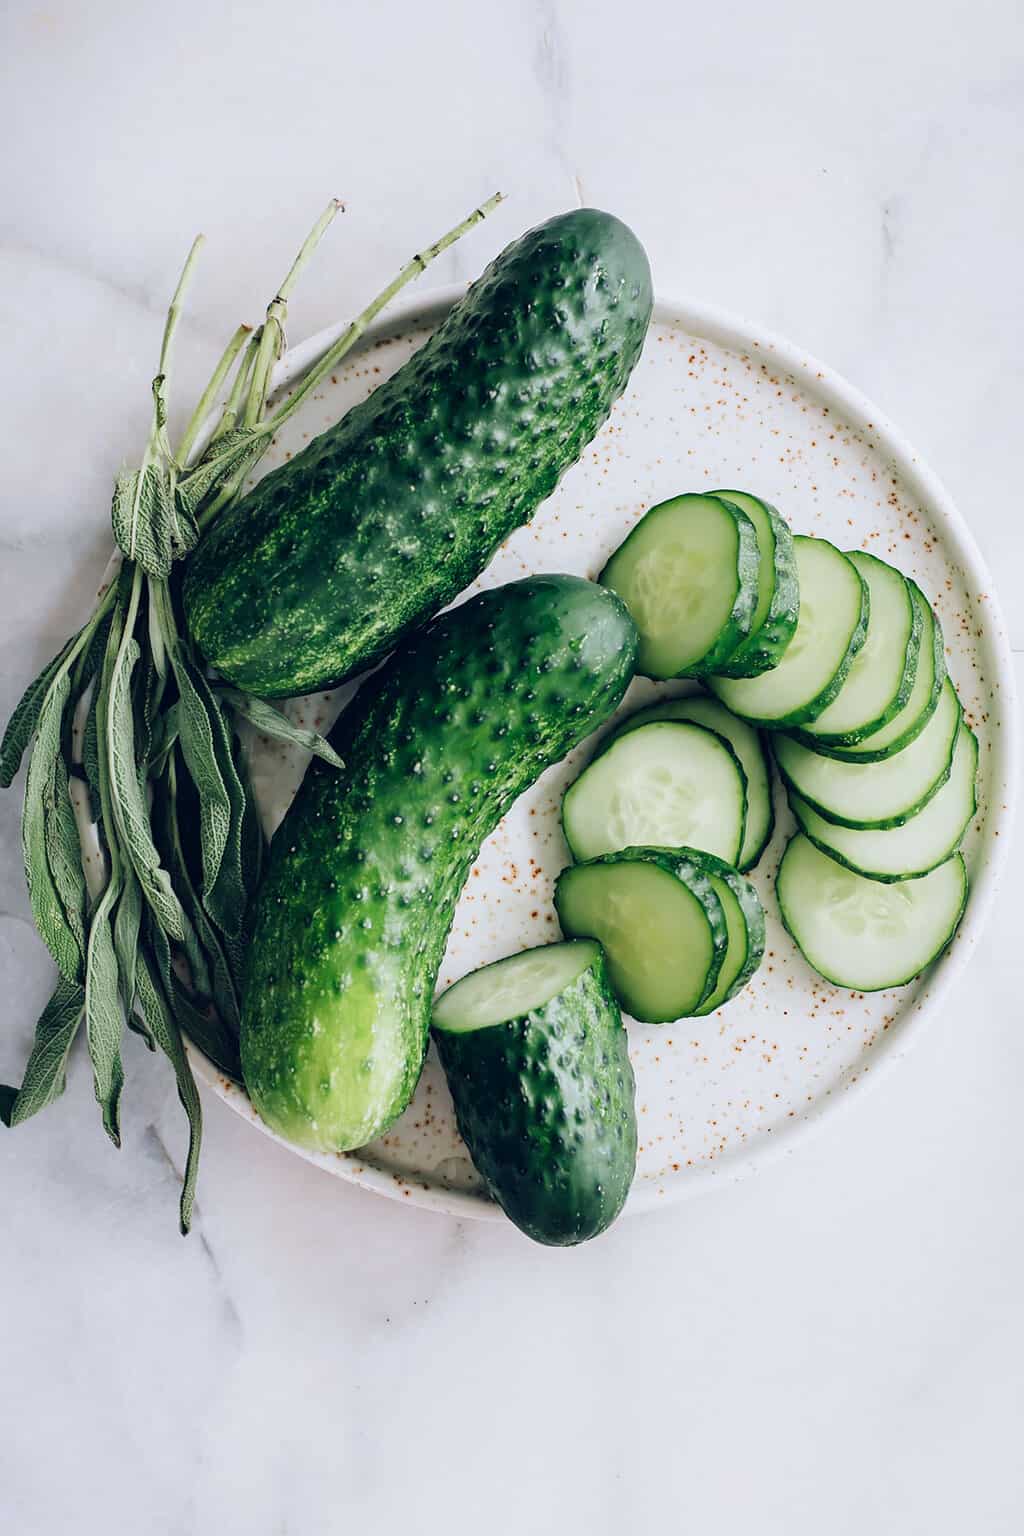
<box><xmin>555</xmin><ymin>848</ymin><xmax>730</xmax><ymax>1022</ymax></box>
<box><xmin>600</xmin><ymin>493</ymin><xmax>761</xmax><ymax>678</ymax></box>
<box><xmin>774</xmin><ymin>678</ymin><xmax>961</xmax><ymax>829</ymax></box>
<box><xmin>776</xmin><ymin>834</ymin><xmax>968</xmax><ymax>990</ymax></box>
<box><xmin>816</xmin><ymin>583</ymin><xmax>946</xmax><ymax>762</ymax></box>
<box><xmin>708</xmin><ymin>536</ymin><xmax>868</xmax><ymax>727</ymax></box>
<box><xmin>433</xmin><ymin>940</ymin><xmax>637</xmax><ymax>1246</ymax></box>
<box><xmin>788</xmin><ymin>725</ymin><xmax>978</xmax><ymax>881</ymax></box>
<box><xmin>690</xmin><ymin>854</ymin><xmax>766</xmax><ymax>1015</ymax></box>
<box><xmin>562</xmin><ymin>721</ymin><xmax>747</xmax><ymax>865</ymax></box>
<box><xmin>710</xmin><ymin>491</ymin><xmax>800</xmax><ymax>677</ymax></box>
<box><xmin>794</xmin><ymin>552</ymin><xmax>921</xmax><ymax>746</ymax></box>
<box><xmin>606</xmin><ymin>694</ymin><xmax>773</xmax><ymax>870</ymax></box>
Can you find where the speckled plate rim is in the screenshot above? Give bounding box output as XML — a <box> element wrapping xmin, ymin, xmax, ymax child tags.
<box><xmin>186</xmin><ymin>284</ymin><xmax>1018</xmax><ymax>1224</ymax></box>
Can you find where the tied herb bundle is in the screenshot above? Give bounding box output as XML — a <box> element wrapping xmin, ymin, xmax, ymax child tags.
<box><xmin>0</xmin><ymin>194</ymin><xmax>502</xmax><ymax>1230</ymax></box>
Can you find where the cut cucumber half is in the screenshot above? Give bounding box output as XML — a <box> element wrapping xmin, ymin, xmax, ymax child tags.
<box><xmin>774</xmin><ymin>678</ymin><xmax>961</xmax><ymax>829</ymax></box>
<box><xmin>788</xmin><ymin>724</ymin><xmax>978</xmax><ymax>882</ymax></box>
<box><xmin>794</xmin><ymin>551</ymin><xmax>921</xmax><ymax>746</ymax></box>
<box><xmin>708</xmin><ymin>536</ymin><xmax>868</xmax><ymax>727</ymax></box>
<box><xmin>599</xmin><ymin>493</ymin><xmax>761</xmax><ymax>679</ymax></box>
<box><xmin>555</xmin><ymin>848</ymin><xmax>730</xmax><ymax>1023</ymax></box>
<box><xmin>690</xmin><ymin>853</ymin><xmax>766</xmax><ymax>1015</ymax></box>
<box><xmin>605</xmin><ymin>693</ymin><xmax>773</xmax><ymax>870</ymax></box>
<box><xmin>433</xmin><ymin>941</ymin><xmax>636</xmax><ymax>1246</ymax></box>
<box><xmin>710</xmin><ymin>491</ymin><xmax>800</xmax><ymax>677</ymax></box>
<box><xmin>562</xmin><ymin>721</ymin><xmax>747</xmax><ymax>865</ymax></box>
<box><xmin>776</xmin><ymin>834</ymin><xmax>968</xmax><ymax>990</ymax></box>
<box><xmin>816</xmin><ymin>583</ymin><xmax>946</xmax><ymax>762</ymax></box>
<box><xmin>433</xmin><ymin>939</ymin><xmax>601</xmax><ymax>1031</ymax></box>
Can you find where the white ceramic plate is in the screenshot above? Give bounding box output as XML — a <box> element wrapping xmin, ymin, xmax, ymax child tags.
<box><xmin>187</xmin><ymin>287</ymin><xmax>1017</xmax><ymax>1221</ymax></box>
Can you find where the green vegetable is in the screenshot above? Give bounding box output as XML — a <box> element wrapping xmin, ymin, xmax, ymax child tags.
<box><xmin>1</xmin><ymin>195</ymin><xmax>504</xmax><ymax>1230</ymax></box>
<box><xmin>241</xmin><ymin>574</ymin><xmax>638</xmax><ymax>1152</ymax></box>
<box><xmin>707</xmin><ymin>491</ymin><xmax>799</xmax><ymax>678</ymax></box>
<box><xmin>433</xmin><ymin>940</ymin><xmax>637</xmax><ymax>1245</ymax></box>
<box><xmin>183</xmin><ymin>208</ymin><xmax>653</xmax><ymax>698</ymax></box>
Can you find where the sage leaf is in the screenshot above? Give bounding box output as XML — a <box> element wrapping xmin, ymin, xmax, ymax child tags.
<box><xmin>216</xmin><ymin>686</ymin><xmax>345</xmax><ymax>770</ymax></box>
<box><xmin>0</xmin><ymin>978</ymin><xmax>85</xmax><ymax>1127</ymax></box>
<box><xmin>84</xmin><ymin>879</ymin><xmax>126</xmax><ymax>1145</ymax></box>
<box><xmin>135</xmin><ymin>953</ymin><xmax>202</xmax><ymax>1234</ymax></box>
<box><xmin>168</xmin><ymin>972</ymin><xmax>242</xmax><ymax>1084</ymax></box>
<box><xmin>0</xmin><ymin>635</ymin><xmax>75</xmax><ymax>788</ymax></box>
<box><xmin>175</xmin><ymin>428</ymin><xmax>265</xmax><ymax>518</ymax></box>
<box><xmin>111</xmin><ymin>465</ymin><xmax>173</xmax><ymax>578</ymax></box>
<box><xmin>113</xmin><ymin>868</ymin><xmax>143</xmax><ymax>1017</ymax></box>
<box><xmin>147</xmin><ymin>701</ymin><xmax>180</xmax><ymax>776</ymax></box>
<box><xmin>107</xmin><ymin>635</ymin><xmax>187</xmax><ymax>942</ymax></box>
<box><xmin>23</xmin><ymin>673</ymin><xmax>85</xmax><ymax>982</ymax></box>
<box><xmin>169</xmin><ymin>649</ymin><xmax>231</xmax><ymax>899</ymax></box>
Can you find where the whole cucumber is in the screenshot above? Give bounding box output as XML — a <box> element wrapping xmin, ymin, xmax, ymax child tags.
<box><xmin>183</xmin><ymin>209</ymin><xmax>653</xmax><ymax>697</ymax></box>
<box><xmin>240</xmin><ymin>575</ymin><xmax>638</xmax><ymax>1151</ymax></box>
<box><xmin>433</xmin><ymin>940</ymin><xmax>637</xmax><ymax>1246</ymax></box>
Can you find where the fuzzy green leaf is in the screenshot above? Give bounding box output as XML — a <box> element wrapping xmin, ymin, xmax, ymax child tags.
<box><xmin>84</xmin><ymin>879</ymin><xmax>126</xmax><ymax>1145</ymax></box>
<box><xmin>216</xmin><ymin>686</ymin><xmax>345</xmax><ymax>769</ymax></box>
<box><xmin>169</xmin><ymin>651</ymin><xmax>231</xmax><ymax>900</ymax></box>
<box><xmin>22</xmin><ymin>673</ymin><xmax>85</xmax><ymax>983</ymax></box>
<box><xmin>0</xmin><ymin>978</ymin><xmax>85</xmax><ymax>1127</ymax></box>
<box><xmin>0</xmin><ymin>635</ymin><xmax>75</xmax><ymax>788</ymax></box>
<box><xmin>111</xmin><ymin>465</ymin><xmax>176</xmax><ymax>579</ymax></box>
<box><xmin>135</xmin><ymin>953</ymin><xmax>203</xmax><ymax>1234</ymax></box>
<box><xmin>175</xmin><ymin>428</ymin><xmax>265</xmax><ymax>518</ymax></box>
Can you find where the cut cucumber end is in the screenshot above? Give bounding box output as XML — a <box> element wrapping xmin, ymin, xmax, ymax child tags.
<box><xmin>777</xmin><ymin>834</ymin><xmax>968</xmax><ymax>991</ymax></box>
<box><xmin>600</xmin><ymin>493</ymin><xmax>759</xmax><ymax>678</ymax></box>
<box><xmin>563</xmin><ymin>720</ymin><xmax>747</xmax><ymax>865</ymax></box>
<box><xmin>556</xmin><ymin>855</ymin><xmax>725</xmax><ymax>1023</ymax></box>
<box><xmin>433</xmin><ymin>940</ymin><xmax>600</xmax><ymax>1033</ymax></box>
<box><xmin>710</xmin><ymin>491</ymin><xmax>800</xmax><ymax>678</ymax></box>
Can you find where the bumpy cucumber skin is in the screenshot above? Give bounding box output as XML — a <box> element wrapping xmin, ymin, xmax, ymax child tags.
<box><xmin>555</xmin><ymin>845</ymin><xmax>731</xmax><ymax>1022</ymax></box>
<box><xmin>808</xmin><ymin>582</ymin><xmax>946</xmax><ymax>763</ymax></box>
<box><xmin>183</xmin><ymin>210</ymin><xmax>653</xmax><ymax>697</ymax></box>
<box><xmin>433</xmin><ymin>947</ymin><xmax>637</xmax><ymax>1246</ymax></box>
<box><xmin>240</xmin><ymin>576</ymin><xmax>638</xmax><ymax>1153</ymax></box>
<box><xmin>710</xmin><ymin>492</ymin><xmax>800</xmax><ymax>679</ymax></box>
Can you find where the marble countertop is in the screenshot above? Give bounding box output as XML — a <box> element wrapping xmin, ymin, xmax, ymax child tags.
<box><xmin>2</xmin><ymin>2</ymin><xmax>1022</xmax><ymax>1532</ymax></box>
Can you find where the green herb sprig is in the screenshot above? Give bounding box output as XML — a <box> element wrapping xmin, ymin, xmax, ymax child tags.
<box><xmin>0</xmin><ymin>193</ymin><xmax>502</xmax><ymax>1230</ymax></box>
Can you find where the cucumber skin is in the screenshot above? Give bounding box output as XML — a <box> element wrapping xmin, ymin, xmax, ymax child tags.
<box><xmin>688</xmin><ymin>851</ymin><xmax>766</xmax><ymax>1014</ymax></box>
<box><xmin>710</xmin><ymin>493</ymin><xmax>800</xmax><ymax>679</ymax></box>
<box><xmin>554</xmin><ymin>845</ymin><xmax>731</xmax><ymax>1022</ymax></box>
<box><xmin>803</xmin><ymin>582</ymin><xmax>946</xmax><ymax>763</ymax></box>
<box><xmin>433</xmin><ymin>948</ymin><xmax>637</xmax><ymax>1246</ymax></box>
<box><xmin>240</xmin><ymin>576</ymin><xmax>638</xmax><ymax>1153</ymax></box>
<box><xmin>184</xmin><ymin>210</ymin><xmax>653</xmax><ymax>698</ymax></box>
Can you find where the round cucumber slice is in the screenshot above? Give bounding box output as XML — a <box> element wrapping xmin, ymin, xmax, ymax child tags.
<box><xmin>605</xmin><ymin>693</ymin><xmax>774</xmax><ymax>870</ymax></box>
<box><xmin>777</xmin><ymin>834</ymin><xmax>968</xmax><ymax>991</ymax></box>
<box><xmin>788</xmin><ymin>725</ymin><xmax>977</xmax><ymax>881</ymax></box>
<box><xmin>774</xmin><ymin>678</ymin><xmax>961</xmax><ymax>829</ymax></box>
<box><xmin>562</xmin><ymin>720</ymin><xmax>747</xmax><ymax>865</ymax></box>
<box><xmin>795</xmin><ymin>551</ymin><xmax>921</xmax><ymax>746</ymax></box>
<box><xmin>708</xmin><ymin>536</ymin><xmax>868</xmax><ymax>727</ymax></box>
<box><xmin>433</xmin><ymin>939</ymin><xmax>601</xmax><ymax>1032</ymax></box>
<box><xmin>555</xmin><ymin>848</ymin><xmax>730</xmax><ymax>1023</ymax></box>
<box><xmin>710</xmin><ymin>491</ymin><xmax>800</xmax><ymax>678</ymax></box>
<box><xmin>600</xmin><ymin>493</ymin><xmax>761</xmax><ymax>679</ymax></box>
<box><xmin>689</xmin><ymin>853</ymin><xmax>766</xmax><ymax>1015</ymax></box>
<box><xmin>817</xmin><ymin>582</ymin><xmax>946</xmax><ymax>762</ymax></box>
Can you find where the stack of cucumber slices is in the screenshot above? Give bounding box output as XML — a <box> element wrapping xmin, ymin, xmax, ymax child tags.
<box><xmin>431</xmin><ymin>488</ymin><xmax>975</xmax><ymax>1244</ymax></box>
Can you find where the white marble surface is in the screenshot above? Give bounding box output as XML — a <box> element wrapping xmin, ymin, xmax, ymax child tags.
<box><xmin>1</xmin><ymin>1</ymin><xmax>1022</xmax><ymax>1531</ymax></box>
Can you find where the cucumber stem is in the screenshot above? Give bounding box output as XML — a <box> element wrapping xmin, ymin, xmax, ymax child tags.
<box><xmin>266</xmin><ymin>191</ymin><xmax>503</xmax><ymax>432</ymax></box>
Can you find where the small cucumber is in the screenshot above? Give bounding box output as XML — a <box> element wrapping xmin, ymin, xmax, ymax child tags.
<box><xmin>433</xmin><ymin>941</ymin><xmax>637</xmax><ymax>1245</ymax></box>
<box><xmin>600</xmin><ymin>493</ymin><xmax>761</xmax><ymax>679</ymax></box>
<box><xmin>184</xmin><ymin>209</ymin><xmax>653</xmax><ymax>697</ymax></box>
<box><xmin>710</xmin><ymin>491</ymin><xmax>799</xmax><ymax>678</ymax></box>
<box><xmin>240</xmin><ymin>575</ymin><xmax>637</xmax><ymax>1153</ymax></box>
<box><xmin>555</xmin><ymin>847</ymin><xmax>730</xmax><ymax>1023</ymax></box>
